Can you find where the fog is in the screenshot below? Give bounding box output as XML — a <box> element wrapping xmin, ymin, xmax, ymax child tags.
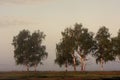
<box><xmin>0</xmin><ymin>0</ymin><xmax>120</xmax><ymax>71</ymax></box>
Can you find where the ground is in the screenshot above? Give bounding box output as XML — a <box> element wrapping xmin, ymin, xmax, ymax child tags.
<box><xmin>0</xmin><ymin>71</ymin><xmax>120</xmax><ymax>80</ymax></box>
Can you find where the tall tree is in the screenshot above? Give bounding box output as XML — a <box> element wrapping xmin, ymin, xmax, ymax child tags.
<box><xmin>73</xmin><ymin>23</ymin><xmax>95</xmax><ymax>71</ymax></box>
<box><xmin>55</xmin><ymin>23</ymin><xmax>94</xmax><ymax>71</ymax></box>
<box><xmin>94</xmin><ymin>26</ymin><xmax>115</xmax><ymax>71</ymax></box>
<box><xmin>12</xmin><ymin>29</ymin><xmax>48</xmax><ymax>71</ymax></box>
<box><xmin>12</xmin><ymin>30</ymin><xmax>31</xmax><ymax>71</ymax></box>
<box><xmin>55</xmin><ymin>28</ymin><xmax>79</xmax><ymax>71</ymax></box>
<box><xmin>29</xmin><ymin>30</ymin><xmax>48</xmax><ymax>71</ymax></box>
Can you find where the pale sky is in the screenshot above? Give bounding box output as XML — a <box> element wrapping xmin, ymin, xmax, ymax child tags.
<box><xmin>0</xmin><ymin>0</ymin><xmax>120</xmax><ymax>71</ymax></box>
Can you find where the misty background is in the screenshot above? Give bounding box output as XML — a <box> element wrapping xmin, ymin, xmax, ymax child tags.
<box><xmin>0</xmin><ymin>0</ymin><xmax>120</xmax><ymax>71</ymax></box>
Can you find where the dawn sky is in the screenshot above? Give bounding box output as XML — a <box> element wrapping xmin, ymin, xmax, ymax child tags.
<box><xmin>0</xmin><ymin>0</ymin><xmax>120</xmax><ymax>71</ymax></box>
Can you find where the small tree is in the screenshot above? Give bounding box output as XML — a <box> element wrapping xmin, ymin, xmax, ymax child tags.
<box><xmin>112</xmin><ymin>29</ymin><xmax>120</xmax><ymax>61</ymax></box>
<box><xmin>55</xmin><ymin>40</ymin><xmax>73</xmax><ymax>72</ymax></box>
<box><xmin>12</xmin><ymin>29</ymin><xmax>48</xmax><ymax>71</ymax></box>
<box><xmin>94</xmin><ymin>26</ymin><xmax>115</xmax><ymax>71</ymax></box>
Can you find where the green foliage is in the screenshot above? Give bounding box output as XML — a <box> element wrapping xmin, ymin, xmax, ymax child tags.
<box><xmin>12</xmin><ymin>29</ymin><xmax>31</xmax><ymax>65</ymax></box>
<box><xmin>112</xmin><ymin>29</ymin><xmax>120</xmax><ymax>59</ymax></box>
<box><xmin>29</xmin><ymin>30</ymin><xmax>48</xmax><ymax>67</ymax></box>
<box><xmin>55</xmin><ymin>23</ymin><xmax>95</xmax><ymax>68</ymax></box>
<box><xmin>73</xmin><ymin>23</ymin><xmax>95</xmax><ymax>55</ymax></box>
<box><xmin>94</xmin><ymin>26</ymin><xmax>115</xmax><ymax>64</ymax></box>
<box><xmin>12</xmin><ymin>29</ymin><xmax>48</xmax><ymax>68</ymax></box>
<box><xmin>55</xmin><ymin>28</ymin><xmax>79</xmax><ymax>67</ymax></box>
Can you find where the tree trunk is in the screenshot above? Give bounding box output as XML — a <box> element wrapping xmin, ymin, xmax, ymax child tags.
<box><xmin>81</xmin><ymin>57</ymin><xmax>86</xmax><ymax>71</ymax></box>
<box><xmin>73</xmin><ymin>57</ymin><xmax>76</xmax><ymax>71</ymax></box>
<box><xmin>81</xmin><ymin>64</ymin><xmax>84</xmax><ymax>71</ymax></box>
<box><xmin>76</xmin><ymin>51</ymin><xmax>86</xmax><ymax>71</ymax></box>
<box><xmin>26</xmin><ymin>64</ymin><xmax>29</xmax><ymax>71</ymax></box>
<box><xmin>80</xmin><ymin>57</ymin><xmax>84</xmax><ymax>71</ymax></box>
<box><xmin>72</xmin><ymin>53</ymin><xmax>76</xmax><ymax>71</ymax></box>
<box><xmin>65</xmin><ymin>60</ymin><xmax>68</xmax><ymax>72</ymax></box>
<box><xmin>100</xmin><ymin>58</ymin><xmax>104</xmax><ymax>71</ymax></box>
<box><xmin>34</xmin><ymin>64</ymin><xmax>37</xmax><ymax>72</ymax></box>
<box><xmin>83</xmin><ymin>57</ymin><xmax>86</xmax><ymax>71</ymax></box>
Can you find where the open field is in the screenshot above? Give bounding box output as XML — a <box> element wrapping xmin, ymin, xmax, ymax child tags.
<box><xmin>0</xmin><ymin>71</ymin><xmax>120</xmax><ymax>80</ymax></box>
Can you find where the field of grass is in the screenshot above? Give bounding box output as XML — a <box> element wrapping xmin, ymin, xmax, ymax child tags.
<box><xmin>0</xmin><ymin>71</ymin><xmax>120</xmax><ymax>80</ymax></box>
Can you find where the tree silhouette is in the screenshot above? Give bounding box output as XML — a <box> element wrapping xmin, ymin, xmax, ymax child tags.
<box><xmin>94</xmin><ymin>26</ymin><xmax>115</xmax><ymax>71</ymax></box>
<box><xmin>73</xmin><ymin>23</ymin><xmax>95</xmax><ymax>71</ymax></box>
<box><xmin>12</xmin><ymin>29</ymin><xmax>48</xmax><ymax>71</ymax></box>
<box><xmin>55</xmin><ymin>28</ymin><xmax>79</xmax><ymax>71</ymax></box>
<box><xmin>55</xmin><ymin>23</ymin><xmax>95</xmax><ymax>71</ymax></box>
<box><xmin>29</xmin><ymin>30</ymin><xmax>48</xmax><ymax>71</ymax></box>
<box><xmin>112</xmin><ymin>29</ymin><xmax>120</xmax><ymax>61</ymax></box>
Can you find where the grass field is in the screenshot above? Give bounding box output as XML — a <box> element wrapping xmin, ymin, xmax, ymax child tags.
<box><xmin>0</xmin><ymin>71</ymin><xmax>120</xmax><ymax>80</ymax></box>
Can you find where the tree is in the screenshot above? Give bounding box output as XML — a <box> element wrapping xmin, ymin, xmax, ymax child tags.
<box><xmin>112</xmin><ymin>29</ymin><xmax>120</xmax><ymax>61</ymax></box>
<box><xmin>55</xmin><ymin>28</ymin><xmax>79</xmax><ymax>71</ymax></box>
<box><xmin>94</xmin><ymin>26</ymin><xmax>115</xmax><ymax>71</ymax></box>
<box><xmin>55</xmin><ymin>23</ymin><xmax>94</xmax><ymax>71</ymax></box>
<box><xmin>12</xmin><ymin>29</ymin><xmax>48</xmax><ymax>71</ymax></box>
<box><xmin>29</xmin><ymin>30</ymin><xmax>48</xmax><ymax>71</ymax></box>
<box><xmin>55</xmin><ymin>43</ymin><xmax>73</xmax><ymax>72</ymax></box>
<box><xmin>73</xmin><ymin>23</ymin><xmax>95</xmax><ymax>71</ymax></box>
<box><xmin>55</xmin><ymin>39</ymin><xmax>73</xmax><ymax>71</ymax></box>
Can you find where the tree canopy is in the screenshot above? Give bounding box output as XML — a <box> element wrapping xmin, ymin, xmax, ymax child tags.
<box><xmin>12</xmin><ymin>29</ymin><xmax>48</xmax><ymax>71</ymax></box>
<box><xmin>11</xmin><ymin>23</ymin><xmax>120</xmax><ymax>71</ymax></box>
<box><xmin>94</xmin><ymin>26</ymin><xmax>115</xmax><ymax>70</ymax></box>
<box><xmin>55</xmin><ymin>28</ymin><xmax>79</xmax><ymax>71</ymax></box>
<box><xmin>112</xmin><ymin>29</ymin><xmax>120</xmax><ymax>60</ymax></box>
<box><xmin>55</xmin><ymin>23</ymin><xmax>95</xmax><ymax>71</ymax></box>
<box><xmin>72</xmin><ymin>23</ymin><xmax>95</xmax><ymax>71</ymax></box>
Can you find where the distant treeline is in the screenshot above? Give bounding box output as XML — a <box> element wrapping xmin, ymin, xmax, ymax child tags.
<box><xmin>12</xmin><ymin>23</ymin><xmax>120</xmax><ymax>71</ymax></box>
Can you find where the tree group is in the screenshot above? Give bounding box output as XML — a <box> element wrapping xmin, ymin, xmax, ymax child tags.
<box><xmin>55</xmin><ymin>23</ymin><xmax>120</xmax><ymax>71</ymax></box>
<box><xmin>12</xmin><ymin>23</ymin><xmax>120</xmax><ymax>71</ymax></box>
<box><xmin>12</xmin><ymin>30</ymin><xmax>48</xmax><ymax>71</ymax></box>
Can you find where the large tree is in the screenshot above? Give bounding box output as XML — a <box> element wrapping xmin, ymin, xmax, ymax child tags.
<box><xmin>55</xmin><ymin>28</ymin><xmax>79</xmax><ymax>71</ymax></box>
<box><xmin>94</xmin><ymin>26</ymin><xmax>115</xmax><ymax>71</ymax></box>
<box><xmin>55</xmin><ymin>23</ymin><xmax>95</xmax><ymax>71</ymax></box>
<box><xmin>29</xmin><ymin>30</ymin><xmax>48</xmax><ymax>71</ymax></box>
<box><xmin>73</xmin><ymin>23</ymin><xmax>95</xmax><ymax>71</ymax></box>
<box><xmin>12</xmin><ymin>29</ymin><xmax>48</xmax><ymax>71</ymax></box>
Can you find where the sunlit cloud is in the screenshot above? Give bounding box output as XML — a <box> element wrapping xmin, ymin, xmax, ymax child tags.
<box><xmin>0</xmin><ymin>16</ymin><xmax>39</xmax><ymax>27</ymax></box>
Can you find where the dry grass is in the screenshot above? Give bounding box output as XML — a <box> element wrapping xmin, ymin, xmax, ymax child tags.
<box><xmin>0</xmin><ymin>71</ymin><xmax>120</xmax><ymax>80</ymax></box>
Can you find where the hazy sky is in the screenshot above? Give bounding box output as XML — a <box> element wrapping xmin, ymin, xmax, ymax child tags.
<box><xmin>0</xmin><ymin>0</ymin><xmax>120</xmax><ymax>71</ymax></box>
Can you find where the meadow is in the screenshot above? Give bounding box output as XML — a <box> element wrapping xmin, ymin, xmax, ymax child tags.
<box><xmin>0</xmin><ymin>71</ymin><xmax>120</xmax><ymax>80</ymax></box>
